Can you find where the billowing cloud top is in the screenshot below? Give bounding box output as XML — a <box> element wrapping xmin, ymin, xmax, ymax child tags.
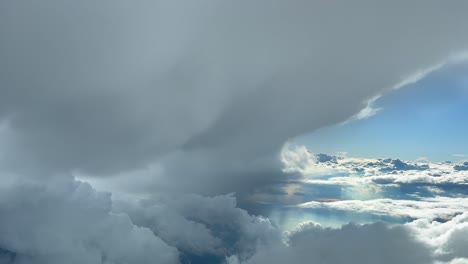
<box><xmin>2</xmin><ymin>0</ymin><xmax>468</xmax><ymax>194</ymax></box>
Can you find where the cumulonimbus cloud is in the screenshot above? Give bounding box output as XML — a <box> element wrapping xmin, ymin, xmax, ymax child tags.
<box><xmin>1</xmin><ymin>0</ymin><xmax>468</xmax><ymax>195</ymax></box>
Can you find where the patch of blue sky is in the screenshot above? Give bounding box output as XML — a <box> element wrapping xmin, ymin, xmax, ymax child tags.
<box><xmin>296</xmin><ymin>62</ymin><xmax>468</xmax><ymax>162</ymax></box>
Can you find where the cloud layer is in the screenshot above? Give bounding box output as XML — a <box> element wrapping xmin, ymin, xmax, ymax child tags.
<box><xmin>1</xmin><ymin>167</ymin><xmax>467</xmax><ymax>264</ymax></box>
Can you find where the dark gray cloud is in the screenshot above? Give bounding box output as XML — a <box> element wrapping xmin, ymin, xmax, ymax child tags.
<box><xmin>1</xmin><ymin>0</ymin><xmax>468</xmax><ymax>195</ymax></box>
<box><xmin>115</xmin><ymin>194</ymin><xmax>280</xmax><ymax>262</ymax></box>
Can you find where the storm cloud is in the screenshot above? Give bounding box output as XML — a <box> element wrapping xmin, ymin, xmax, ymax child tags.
<box><xmin>1</xmin><ymin>0</ymin><xmax>468</xmax><ymax>194</ymax></box>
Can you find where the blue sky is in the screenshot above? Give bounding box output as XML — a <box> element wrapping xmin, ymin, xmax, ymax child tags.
<box><xmin>296</xmin><ymin>62</ymin><xmax>468</xmax><ymax>162</ymax></box>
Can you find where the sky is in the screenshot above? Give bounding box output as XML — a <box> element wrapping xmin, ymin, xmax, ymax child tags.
<box><xmin>296</xmin><ymin>62</ymin><xmax>468</xmax><ymax>162</ymax></box>
<box><xmin>0</xmin><ymin>1</ymin><xmax>468</xmax><ymax>264</ymax></box>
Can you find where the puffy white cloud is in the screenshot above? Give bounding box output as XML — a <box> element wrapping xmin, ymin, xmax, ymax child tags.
<box><xmin>285</xmin><ymin>147</ymin><xmax>468</xmax><ymax>192</ymax></box>
<box><xmin>114</xmin><ymin>194</ymin><xmax>281</xmax><ymax>261</ymax></box>
<box><xmin>0</xmin><ymin>152</ymin><xmax>466</xmax><ymax>264</ymax></box>
<box><xmin>438</xmin><ymin>259</ymin><xmax>468</xmax><ymax>264</ymax></box>
<box><xmin>115</xmin><ymin>200</ymin><xmax>224</xmax><ymax>257</ymax></box>
<box><xmin>273</xmin><ymin>148</ymin><xmax>468</xmax><ymax>222</ymax></box>
<box><xmin>0</xmin><ymin>177</ymin><xmax>179</xmax><ymax>264</ymax></box>
<box><xmin>298</xmin><ymin>197</ymin><xmax>468</xmax><ymax>220</ymax></box>
<box><xmin>227</xmin><ymin>213</ymin><xmax>468</xmax><ymax>264</ymax></box>
<box><xmin>237</xmin><ymin>221</ymin><xmax>432</xmax><ymax>264</ymax></box>
<box><xmin>409</xmin><ymin>213</ymin><xmax>468</xmax><ymax>263</ymax></box>
<box><xmin>0</xmin><ymin>176</ymin><xmax>282</xmax><ymax>264</ymax></box>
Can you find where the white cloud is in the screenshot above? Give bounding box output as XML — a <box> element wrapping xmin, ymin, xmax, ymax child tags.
<box><xmin>285</xmin><ymin>147</ymin><xmax>468</xmax><ymax>190</ymax></box>
<box><xmin>0</xmin><ymin>176</ymin><xmax>283</xmax><ymax>263</ymax></box>
<box><xmin>346</xmin><ymin>95</ymin><xmax>382</xmax><ymax>122</ymax></box>
<box><xmin>0</xmin><ymin>177</ymin><xmax>179</xmax><ymax>264</ymax></box>
<box><xmin>115</xmin><ymin>199</ymin><xmax>224</xmax><ymax>257</ymax></box>
<box><xmin>416</xmin><ymin>157</ymin><xmax>431</xmax><ymax>163</ymax></box>
<box><xmin>114</xmin><ymin>194</ymin><xmax>281</xmax><ymax>261</ymax></box>
<box><xmin>230</xmin><ymin>213</ymin><xmax>468</xmax><ymax>264</ymax></box>
<box><xmin>298</xmin><ymin>197</ymin><xmax>468</xmax><ymax>220</ymax></box>
<box><xmin>237</xmin><ymin>221</ymin><xmax>432</xmax><ymax>264</ymax></box>
<box><xmin>281</xmin><ymin>145</ymin><xmax>322</xmax><ymax>175</ymax></box>
<box><xmin>409</xmin><ymin>212</ymin><xmax>468</xmax><ymax>263</ymax></box>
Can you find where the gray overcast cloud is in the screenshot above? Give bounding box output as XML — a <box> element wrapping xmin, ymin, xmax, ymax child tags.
<box><xmin>2</xmin><ymin>1</ymin><xmax>468</xmax><ymax>191</ymax></box>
